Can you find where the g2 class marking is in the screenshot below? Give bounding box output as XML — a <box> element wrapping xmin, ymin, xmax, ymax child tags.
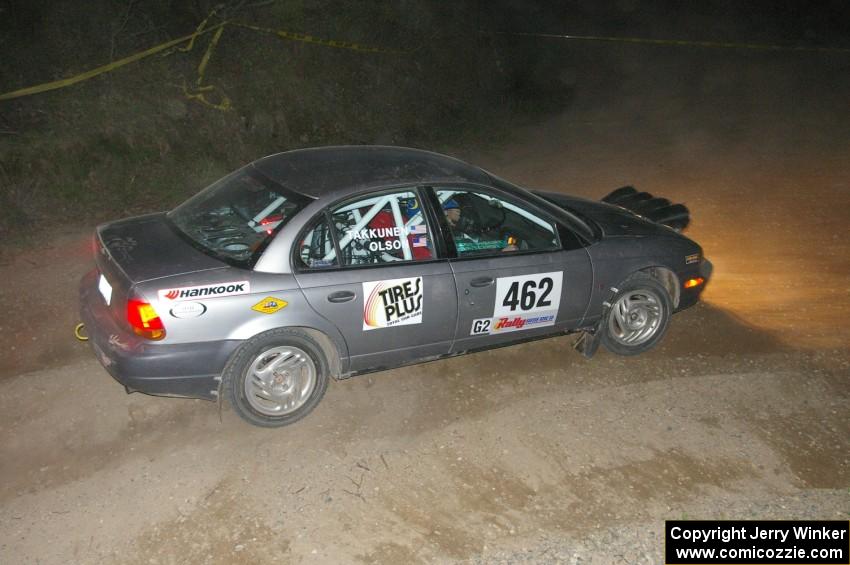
<box><xmin>471</xmin><ymin>313</ymin><xmax>557</xmax><ymax>335</ymax></box>
<box><xmin>158</xmin><ymin>281</ymin><xmax>250</xmax><ymax>301</ymax></box>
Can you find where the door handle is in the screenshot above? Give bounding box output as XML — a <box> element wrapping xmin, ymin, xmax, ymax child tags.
<box><xmin>470</xmin><ymin>276</ymin><xmax>495</xmax><ymax>288</ymax></box>
<box><xmin>327</xmin><ymin>290</ymin><xmax>356</xmax><ymax>303</ymax></box>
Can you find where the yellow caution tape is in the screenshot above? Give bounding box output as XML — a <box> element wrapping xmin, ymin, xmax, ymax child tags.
<box><xmin>178</xmin><ymin>8</ymin><xmax>221</xmax><ymax>54</ymax></box>
<box><xmin>184</xmin><ymin>24</ymin><xmax>232</xmax><ymax>111</ymax></box>
<box><xmin>0</xmin><ymin>14</ymin><xmax>401</xmax><ymax>106</ymax></box>
<box><xmin>491</xmin><ymin>30</ymin><xmax>850</xmax><ymax>53</ymax></box>
<box><xmin>0</xmin><ymin>23</ymin><xmax>225</xmax><ymax>102</ymax></box>
<box><xmin>230</xmin><ymin>22</ymin><xmax>404</xmax><ymax>53</ymax></box>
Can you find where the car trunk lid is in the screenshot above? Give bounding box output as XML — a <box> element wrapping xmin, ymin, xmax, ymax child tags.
<box><xmin>93</xmin><ymin>213</ymin><xmax>228</xmax><ymax>321</ymax></box>
<box><xmin>96</xmin><ymin>213</ymin><xmax>226</xmax><ymax>283</ymax></box>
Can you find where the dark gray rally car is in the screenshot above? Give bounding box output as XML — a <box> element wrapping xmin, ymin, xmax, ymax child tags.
<box><xmin>80</xmin><ymin>146</ymin><xmax>712</xmax><ymax>427</ymax></box>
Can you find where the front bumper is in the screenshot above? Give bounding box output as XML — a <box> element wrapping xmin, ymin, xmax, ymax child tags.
<box><xmin>79</xmin><ymin>269</ymin><xmax>241</xmax><ymax>401</ymax></box>
<box><xmin>677</xmin><ymin>258</ymin><xmax>713</xmax><ymax>311</ymax></box>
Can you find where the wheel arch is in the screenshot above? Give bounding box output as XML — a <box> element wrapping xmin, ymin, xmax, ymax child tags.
<box><xmin>290</xmin><ymin>326</ymin><xmax>343</xmax><ymax>379</ymax></box>
<box><xmin>637</xmin><ymin>265</ymin><xmax>680</xmax><ymax>308</ymax></box>
<box><xmin>224</xmin><ymin>325</ymin><xmax>345</xmax><ymax>382</ymax></box>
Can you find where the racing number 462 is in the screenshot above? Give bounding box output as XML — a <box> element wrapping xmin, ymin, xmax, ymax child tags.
<box><xmin>502</xmin><ymin>277</ymin><xmax>553</xmax><ymax>311</ymax></box>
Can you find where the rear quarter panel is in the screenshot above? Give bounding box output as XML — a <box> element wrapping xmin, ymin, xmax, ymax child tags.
<box><xmin>133</xmin><ymin>271</ymin><xmax>349</xmax><ymax>363</ymax></box>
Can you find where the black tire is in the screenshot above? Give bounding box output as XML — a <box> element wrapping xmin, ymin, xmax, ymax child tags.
<box><xmin>600</xmin><ymin>273</ymin><xmax>672</xmax><ymax>356</ymax></box>
<box><xmin>224</xmin><ymin>328</ymin><xmax>330</xmax><ymax>427</ymax></box>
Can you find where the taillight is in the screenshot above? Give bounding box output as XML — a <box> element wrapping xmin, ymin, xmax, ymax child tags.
<box><xmin>683</xmin><ymin>277</ymin><xmax>705</xmax><ymax>289</ymax></box>
<box><xmin>127</xmin><ymin>299</ymin><xmax>166</xmax><ymax>340</ymax></box>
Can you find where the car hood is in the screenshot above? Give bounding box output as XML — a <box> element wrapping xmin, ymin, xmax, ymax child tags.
<box><xmin>534</xmin><ymin>191</ymin><xmax>683</xmax><ymax>239</ymax></box>
<box><xmin>97</xmin><ymin>213</ymin><xmax>227</xmax><ymax>283</ymax></box>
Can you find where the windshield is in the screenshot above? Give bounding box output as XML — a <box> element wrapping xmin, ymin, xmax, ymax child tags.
<box><xmin>167</xmin><ymin>166</ymin><xmax>310</xmax><ymax>267</ymax></box>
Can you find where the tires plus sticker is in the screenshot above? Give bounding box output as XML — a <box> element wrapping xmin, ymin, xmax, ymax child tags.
<box><xmin>158</xmin><ymin>281</ymin><xmax>250</xmax><ymax>301</ymax></box>
<box><xmin>363</xmin><ymin>276</ymin><xmax>423</xmax><ymax>330</ymax></box>
<box><xmin>470</xmin><ymin>271</ymin><xmax>563</xmax><ymax>335</ymax></box>
<box><xmin>251</xmin><ymin>296</ymin><xmax>288</xmax><ymax>314</ymax></box>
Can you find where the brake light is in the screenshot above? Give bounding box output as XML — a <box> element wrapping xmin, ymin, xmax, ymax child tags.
<box><xmin>683</xmin><ymin>277</ymin><xmax>705</xmax><ymax>289</ymax></box>
<box><xmin>127</xmin><ymin>299</ymin><xmax>166</xmax><ymax>340</ymax></box>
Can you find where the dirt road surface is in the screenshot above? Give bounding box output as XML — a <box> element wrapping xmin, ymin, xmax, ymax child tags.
<box><xmin>1</xmin><ymin>46</ymin><xmax>848</xmax><ymax>563</ymax></box>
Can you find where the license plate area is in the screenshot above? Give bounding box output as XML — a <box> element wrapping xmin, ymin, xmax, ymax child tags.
<box><xmin>98</xmin><ymin>273</ymin><xmax>113</xmax><ymax>306</ymax></box>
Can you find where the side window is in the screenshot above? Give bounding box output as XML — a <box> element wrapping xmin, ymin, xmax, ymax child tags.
<box><xmin>298</xmin><ymin>216</ymin><xmax>338</xmax><ymax>269</ymax></box>
<box><xmin>330</xmin><ymin>190</ymin><xmax>435</xmax><ymax>267</ymax></box>
<box><xmin>435</xmin><ymin>188</ymin><xmax>559</xmax><ymax>256</ymax></box>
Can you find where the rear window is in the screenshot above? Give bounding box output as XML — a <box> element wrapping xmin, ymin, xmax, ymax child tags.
<box><xmin>167</xmin><ymin>167</ymin><xmax>310</xmax><ymax>268</ymax></box>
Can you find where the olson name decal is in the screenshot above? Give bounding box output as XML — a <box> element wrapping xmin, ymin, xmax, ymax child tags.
<box><xmin>158</xmin><ymin>281</ymin><xmax>250</xmax><ymax>301</ymax></box>
<box><xmin>363</xmin><ymin>276</ymin><xmax>423</xmax><ymax>330</ymax></box>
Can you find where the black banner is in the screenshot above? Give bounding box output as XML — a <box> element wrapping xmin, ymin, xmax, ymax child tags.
<box><xmin>665</xmin><ymin>520</ymin><xmax>849</xmax><ymax>564</ymax></box>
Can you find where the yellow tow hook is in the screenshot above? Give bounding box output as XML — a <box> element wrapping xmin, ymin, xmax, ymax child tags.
<box><xmin>74</xmin><ymin>323</ymin><xmax>89</xmax><ymax>341</ymax></box>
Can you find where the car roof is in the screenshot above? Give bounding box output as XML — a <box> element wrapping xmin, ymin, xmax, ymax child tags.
<box><xmin>251</xmin><ymin>145</ymin><xmax>492</xmax><ymax>199</ymax></box>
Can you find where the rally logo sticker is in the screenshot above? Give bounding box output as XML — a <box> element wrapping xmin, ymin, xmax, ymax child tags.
<box><xmin>685</xmin><ymin>253</ymin><xmax>700</xmax><ymax>265</ymax></box>
<box><xmin>170</xmin><ymin>302</ymin><xmax>207</xmax><ymax>319</ymax></box>
<box><xmin>363</xmin><ymin>276</ymin><xmax>423</xmax><ymax>330</ymax></box>
<box><xmin>471</xmin><ymin>271</ymin><xmax>563</xmax><ymax>335</ymax></box>
<box><xmin>471</xmin><ymin>313</ymin><xmax>557</xmax><ymax>335</ymax></box>
<box><xmin>158</xmin><ymin>281</ymin><xmax>250</xmax><ymax>301</ymax></box>
<box><xmin>251</xmin><ymin>296</ymin><xmax>288</xmax><ymax>315</ymax></box>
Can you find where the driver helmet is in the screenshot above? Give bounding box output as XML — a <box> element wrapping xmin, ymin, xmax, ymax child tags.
<box><xmin>405</xmin><ymin>198</ymin><xmax>421</xmax><ymax>218</ymax></box>
<box><xmin>442</xmin><ymin>199</ymin><xmax>460</xmax><ymax>210</ymax></box>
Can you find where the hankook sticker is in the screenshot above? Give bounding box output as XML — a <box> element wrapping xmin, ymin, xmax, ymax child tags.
<box><xmin>158</xmin><ymin>281</ymin><xmax>250</xmax><ymax>301</ymax></box>
<box><xmin>363</xmin><ymin>276</ymin><xmax>423</xmax><ymax>330</ymax></box>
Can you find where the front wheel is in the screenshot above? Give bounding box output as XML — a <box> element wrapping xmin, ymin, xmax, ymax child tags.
<box><xmin>224</xmin><ymin>329</ymin><xmax>329</xmax><ymax>427</ymax></box>
<box><xmin>600</xmin><ymin>274</ymin><xmax>672</xmax><ymax>356</ymax></box>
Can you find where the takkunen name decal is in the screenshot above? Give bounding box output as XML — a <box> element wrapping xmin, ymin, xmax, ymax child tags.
<box><xmin>471</xmin><ymin>271</ymin><xmax>563</xmax><ymax>335</ymax></box>
<box><xmin>251</xmin><ymin>296</ymin><xmax>288</xmax><ymax>314</ymax></box>
<box><xmin>363</xmin><ymin>276</ymin><xmax>423</xmax><ymax>330</ymax></box>
<box><xmin>158</xmin><ymin>281</ymin><xmax>250</xmax><ymax>301</ymax></box>
<box><xmin>346</xmin><ymin>225</ymin><xmax>427</xmax><ymax>253</ymax></box>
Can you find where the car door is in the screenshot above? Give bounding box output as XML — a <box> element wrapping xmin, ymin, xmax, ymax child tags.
<box><xmin>429</xmin><ymin>186</ymin><xmax>593</xmax><ymax>353</ymax></box>
<box><xmin>293</xmin><ymin>187</ymin><xmax>458</xmax><ymax>373</ymax></box>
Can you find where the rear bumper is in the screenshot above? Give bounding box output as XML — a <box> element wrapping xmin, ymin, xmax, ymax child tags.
<box><xmin>79</xmin><ymin>269</ymin><xmax>241</xmax><ymax>401</ymax></box>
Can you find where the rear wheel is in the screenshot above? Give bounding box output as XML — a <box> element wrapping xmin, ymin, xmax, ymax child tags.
<box><xmin>600</xmin><ymin>274</ymin><xmax>672</xmax><ymax>356</ymax></box>
<box><xmin>224</xmin><ymin>329</ymin><xmax>329</xmax><ymax>427</ymax></box>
